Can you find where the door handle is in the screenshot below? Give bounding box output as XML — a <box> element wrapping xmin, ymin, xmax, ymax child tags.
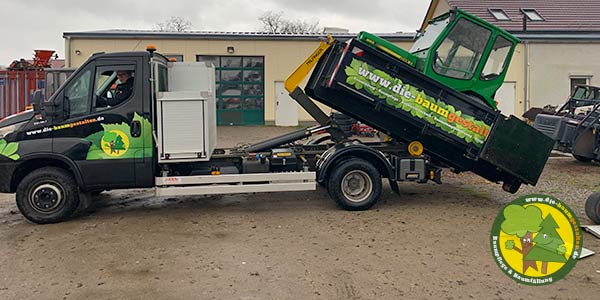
<box><xmin>131</xmin><ymin>120</ymin><xmax>141</xmax><ymax>137</ymax></box>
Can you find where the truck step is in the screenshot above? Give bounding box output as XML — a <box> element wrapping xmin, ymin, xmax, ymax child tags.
<box><xmin>155</xmin><ymin>172</ymin><xmax>316</xmax><ymax>197</ymax></box>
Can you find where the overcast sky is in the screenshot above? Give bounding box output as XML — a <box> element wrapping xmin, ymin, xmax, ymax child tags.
<box><xmin>0</xmin><ymin>0</ymin><xmax>430</xmax><ymax>66</ymax></box>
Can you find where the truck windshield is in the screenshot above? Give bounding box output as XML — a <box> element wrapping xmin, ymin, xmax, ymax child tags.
<box><xmin>571</xmin><ymin>86</ymin><xmax>600</xmax><ymax>108</ymax></box>
<box><xmin>572</xmin><ymin>86</ymin><xmax>600</xmax><ymax>101</ymax></box>
<box><xmin>410</xmin><ymin>17</ymin><xmax>450</xmax><ymax>54</ymax></box>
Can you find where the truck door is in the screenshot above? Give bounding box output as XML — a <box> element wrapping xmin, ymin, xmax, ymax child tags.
<box><xmin>52</xmin><ymin>57</ymin><xmax>153</xmax><ymax>191</ymax></box>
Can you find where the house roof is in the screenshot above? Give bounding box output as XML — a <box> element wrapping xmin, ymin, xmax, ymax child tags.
<box><xmin>63</xmin><ymin>30</ymin><xmax>415</xmax><ymax>41</ymax></box>
<box><xmin>423</xmin><ymin>0</ymin><xmax>600</xmax><ymax>32</ymax></box>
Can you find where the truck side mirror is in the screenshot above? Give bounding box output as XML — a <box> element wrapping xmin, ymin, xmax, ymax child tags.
<box><xmin>32</xmin><ymin>90</ymin><xmax>43</xmax><ymax>116</ymax></box>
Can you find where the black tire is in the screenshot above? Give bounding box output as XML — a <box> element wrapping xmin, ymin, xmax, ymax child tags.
<box><xmin>327</xmin><ymin>158</ymin><xmax>382</xmax><ymax>211</ymax></box>
<box><xmin>585</xmin><ymin>192</ymin><xmax>600</xmax><ymax>225</ymax></box>
<box><xmin>574</xmin><ymin>155</ymin><xmax>592</xmax><ymax>163</ymax></box>
<box><xmin>16</xmin><ymin>167</ymin><xmax>80</xmax><ymax>224</ymax></box>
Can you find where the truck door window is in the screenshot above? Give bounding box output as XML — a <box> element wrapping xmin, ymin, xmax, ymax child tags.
<box><xmin>94</xmin><ymin>66</ymin><xmax>136</xmax><ymax>109</ymax></box>
<box><xmin>481</xmin><ymin>36</ymin><xmax>512</xmax><ymax>80</ymax></box>
<box><xmin>64</xmin><ymin>68</ymin><xmax>92</xmax><ymax>118</ymax></box>
<box><xmin>433</xmin><ymin>18</ymin><xmax>491</xmax><ymax>80</ymax></box>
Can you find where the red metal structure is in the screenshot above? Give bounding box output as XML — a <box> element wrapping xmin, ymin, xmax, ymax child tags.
<box><xmin>0</xmin><ymin>70</ymin><xmax>44</xmax><ymax>119</ymax></box>
<box><xmin>0</xmin><ymin>50</ymin><xmax>55</xmax><ymax>119</ymax></box>
<box><xmin>32</xmin><ymin>50</ymin><xmax>56</xmax><ymax>68</ymax></box>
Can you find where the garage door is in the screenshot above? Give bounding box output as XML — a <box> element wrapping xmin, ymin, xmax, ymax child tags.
<box><xmin>196</xmin><ymin>55</ymin><xmax>264</xmax><ymax>125</ymax></box>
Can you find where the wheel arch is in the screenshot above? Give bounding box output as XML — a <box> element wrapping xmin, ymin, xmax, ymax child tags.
<box><xmin>10</xmin><ymin>154</ymin><xmax>84</xmax><ymax>193</ymax></box>
<box><xmin>317</xmin><ymin>143</ymin><xmax>393</xmax><ymax>183</ymax></box>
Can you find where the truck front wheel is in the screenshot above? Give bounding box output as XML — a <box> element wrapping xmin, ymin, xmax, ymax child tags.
<box><xmin>16</xmin><ymin>167</ymin><xmax>80</xmax><ymax>224</ymax></box>
<box><xmin>327</xmin><ymin>158</ymin><xmax>382</xmax><ymax>211</ymax></box>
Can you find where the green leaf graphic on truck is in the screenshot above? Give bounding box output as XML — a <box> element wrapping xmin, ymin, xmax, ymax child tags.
<box><xmin>0</xmin><ymin>139</ymin><xmax>19</xmax><ymax>160</ymax></box>
<box><xmin>84</xmin><ymin>113</ymin><xmax>153</xmax><ymax>160</ymax></box>
<box><xmin>344</xmin><ymin>58</ymin><xmax>491</xmax><ymax>147</ymax></box>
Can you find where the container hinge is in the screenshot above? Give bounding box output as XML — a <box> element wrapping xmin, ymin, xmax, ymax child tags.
<box><xmin>464</xmin><ymin>147</ymin><xmax>479</xmax><ymax>160</ymax></box>
<box><xmin>436</xmin><ymin>90</ymin><xmax>445</xmax><ymax>100</ymax></box>
<box><xmin>484</xmin><ymin>112</ymin><xmax>497</xmax><ymax>124</ymax></box>
<box><xmin>374</xmin><ymin>101</ymin><xmax>383</xmax><ymax>112</ymax></box>
<box><xmin>420</xmin><ymin>124</ymin><xmax>431</xmax><ymax>136</ymax></box>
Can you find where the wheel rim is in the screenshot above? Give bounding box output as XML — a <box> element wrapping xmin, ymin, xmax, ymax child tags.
<box><xmin>29</xmin><ymin>183</ymin><xmax>64</xmax><ymax>214</ymax></box>
<box><xmin>341</xmin><ymin>170</ymin><xmax>372</xmax><ymax>203</ymax></box>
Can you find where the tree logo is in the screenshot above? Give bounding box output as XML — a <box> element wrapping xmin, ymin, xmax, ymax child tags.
<box><xmin>490</xmin><ymin>194</ymin><xmax>583</xmax><ymax>285</ymax></box>
<box><xmin>100</xmin><ymin>130</ymin><xmax>130</xmax><ymax>157</ymax></box>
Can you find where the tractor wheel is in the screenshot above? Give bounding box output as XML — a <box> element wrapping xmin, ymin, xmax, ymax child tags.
<box><xmin>585</xmin><ymin>192</ymin><xmax>600</xmax><ymax>225</ymax></box>
<box><xmin>573</xmin><ymin>155</ymin><xmax>592</xmax><ymax>163</ymax></box>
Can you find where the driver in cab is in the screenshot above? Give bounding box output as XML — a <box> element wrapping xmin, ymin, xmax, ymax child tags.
<box><xmin>97</xmin><ymin>70</ymin><xmax>134</xmax><ymax>107</ymax></box>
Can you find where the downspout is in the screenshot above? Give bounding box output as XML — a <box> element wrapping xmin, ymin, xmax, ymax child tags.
<box><xmin>522</xmin><ymin>14</ymin><xmax>530</xmax><ymax>114</ymax></box>
<box><xmin>524</xmin><ymin>40</ymin><xmax>530</xmax><ymax>114</ymax></box>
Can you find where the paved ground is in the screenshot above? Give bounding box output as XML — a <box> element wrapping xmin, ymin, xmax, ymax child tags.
<box><xmin>1</xmin><ymin>126</ymin><xmax>599</xmax><ymax>300</ymax></box>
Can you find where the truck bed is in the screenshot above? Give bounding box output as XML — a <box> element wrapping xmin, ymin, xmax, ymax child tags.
<box><xmin>304</xmin><ymin>39</ymin><xmax>554</xmax><ymax>189</ymax></box>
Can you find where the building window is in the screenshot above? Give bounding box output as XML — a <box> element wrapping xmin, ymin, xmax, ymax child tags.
<box><xmin>570</xmin><ymin>77</ymin><xmax>590</xmax><ymax>95</ymax></box>
<box><xmin>196</xmin><ymin>55</ymin><xmax>264</xmax><ymax>125</ymax></box>
<box><xmin>165</xmin><ymin>54</ymin><xmax>184</xmax><ymax>62</ymax></box>
<box><xmin>489</xmin><ymin>9</ymin><xmax>510</xmax><ymax>21</ymax></box>
<box><xmin>521</xmin><ymin>9</ymin><xmax>544</xmax><ymax>21</ymax></box>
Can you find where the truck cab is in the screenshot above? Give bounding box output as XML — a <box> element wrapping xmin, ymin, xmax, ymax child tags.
<box><xmin>0</xmin><ymin>50</ymin><xmax>167</xmax><ymax>222</ymax></box>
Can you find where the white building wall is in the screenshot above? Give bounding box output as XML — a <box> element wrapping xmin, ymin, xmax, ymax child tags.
<box><xmin>529</xmin><ymin>42</ymin><xmax>600</xmax><ymax>108</ymax></box>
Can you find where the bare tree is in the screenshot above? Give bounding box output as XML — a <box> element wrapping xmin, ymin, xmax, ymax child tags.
<box><xmin>259</xmin><ymin>11</ymin><xmax>321</xmax><ymax>34</ymax></box>
<box><xmin>156</xmin><ymin>16</ymin><xmax>193</xmax><ymax>32</ymax></box>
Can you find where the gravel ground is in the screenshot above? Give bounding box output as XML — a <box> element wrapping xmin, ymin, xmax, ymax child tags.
<box><xmin>0</xmin><ymin>126</ymin><xmax>599</xmax><ymax>300</ymax></box>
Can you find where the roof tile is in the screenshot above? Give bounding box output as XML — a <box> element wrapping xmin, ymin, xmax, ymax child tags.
<box><xmin>448</xmin><ymin>0</ymin><xmax>600</xmax><ymax>31</ymax></box>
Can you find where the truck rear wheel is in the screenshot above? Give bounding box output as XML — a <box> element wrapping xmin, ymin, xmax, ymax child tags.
<box><xmin>585</xmin><ymin>192</ymin><xmax>600</xmax><ymax>225</ymax></box>
<box><xmin>327</xmin><ymin>158</ymin><xmax>382</xmax><ymax>210</ymax></box>
<box><xmin>16</xmin><ymin>167</ymin><xmax>80</xmax><ymax>224</ymax></box>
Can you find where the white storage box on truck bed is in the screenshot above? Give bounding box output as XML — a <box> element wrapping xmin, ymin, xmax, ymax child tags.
<box><xmin>156</xmin><ymin>62</ymin><xmax>216</xmax><ymax>163</ymax></box>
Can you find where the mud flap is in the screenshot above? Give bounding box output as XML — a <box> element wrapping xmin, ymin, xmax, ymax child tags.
<box><xmin>75</xmin><ymin>192</ymin><xmax>96</xmax><ymax>215</ymax></box>
<box><xmin>389</xmin><ymin>179</ymin><xmax>400</xmax><ymax>194</ymax></box>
